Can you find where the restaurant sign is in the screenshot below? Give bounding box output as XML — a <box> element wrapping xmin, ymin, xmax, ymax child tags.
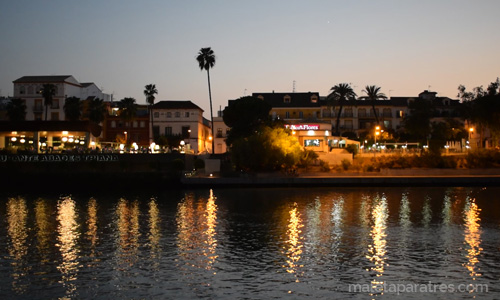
<box><xmin>286</xmin><ymin>124</ymin><xmax>320</xmax><ymax>130</ymax></box>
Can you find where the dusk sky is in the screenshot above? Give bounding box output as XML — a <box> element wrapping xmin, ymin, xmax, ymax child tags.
<box><xmin>1</xmin><ymin>0</ymin><xmax>499</xmax><ymax>116</ymax></box>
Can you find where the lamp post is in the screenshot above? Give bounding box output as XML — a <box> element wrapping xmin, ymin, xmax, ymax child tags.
<box><xmin>469</xmin><ymin>127</ymin><xmax>474</xmax><ymax>149</ymax></box>
<box><xmin>374</xmin><ymin>126</ymin><xmax>380</xmax><ymax>157</ymax></box>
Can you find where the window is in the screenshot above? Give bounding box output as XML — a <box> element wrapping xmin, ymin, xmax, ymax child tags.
<box><xmin>51</xmin><ymin>99</ymin><xmax>59</xmax><ymax>109</ymax></box>
<box><xmin>182</xmin><ymin>126</ymin><xmax>190</xmax><ymax>138</ymax></box>
<box><xmin>165</xmin><ymin>127</ymin><xmax>172</xmax><ymax>135</ymax></box>
<box><xmin>185</xmin><ymin>112</ymin><xmax>190</xmax><ymax>118</ymax></box>
<box><xmin>27</xmin><ymin>86</ymin><xmax>34</xmax><ymax>95</ymax></box>
<box><xmin>167</xmin><ymin>112</ymin><xmax>172</xmax><ymax>118</ymax></box>
<box><xmin>19</xmin><ymin>86</ymin><xmax>25</xmax><ymax>95</ymax></box>
<box><xmin>304</xmin><ymin>139</ymin><xmax>320</xmax><ymax>147</ymax></box>
<box><xmin>51</xmin><ymin>112</ymin><xmax>59</xmax><ymax>121</ymax></box>
<box><xmin>217</xmin><ymin>128</ymin><xmax>223</xmax><ymax>138</ymax></box>
<box><xmin>311</xmin><ymin>95</ymin><xmax>318</xmax><ymax>103</ymax></box>
<box><xmin>284</xmin><ymin>95</ymin><xmax>291</xmax><ymax>103</ymax></box>
<box><xmin>175</xmin><ymin>112</ymin><xmax>180</xmax><ymax>118</ymax></box>
<box><xmin>358</xmin><ymin>108</ymin><xmax>366</xmax><ymax>117</ymax></box>
<box><xmin>154</xmin><ymin>112</ymin><xmax>159</xmax><ymax>118</ymax></box>
<box><xmin>133</xmin><ymin>121</ymin><xmax>138</xmax><ymax>128</ymax></box>
<box><xmin>398</xmin><ymin>111</ymin><xmax>404</xmax><ymax>118</ymax></box>
<box><xmin>299</xmin><ymin>111</ymin><xmax>303</xmax><ymax>118</ymax></box>
<box><xmin>34</xmin><ymin>113</ymin><xmax>42</xmax><ymax>121</ymax></box>
<box><xmin>285</xmin><ymin>111</ymin><xmax>290</xmax><ymax>118</ymax></box>
<box><xmin>34</xmin><ymin>99</ymin><xmax>43</xmax><ymax>112</ymax></box>
<box><xmin>140</xmin><ymin>121</ymin><xmax>145</xmax><ymax>128</ymax></box>
<box><xmin>111</xmin><ymin>121</ymin><xmax>116</xmax><ymax>128</ymax></box>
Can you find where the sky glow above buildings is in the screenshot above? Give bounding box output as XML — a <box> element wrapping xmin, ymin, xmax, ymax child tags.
<box><xmin>1</xmin><ymin>0</ymin><xmax>499</xmax><ymax>116</ymax></box>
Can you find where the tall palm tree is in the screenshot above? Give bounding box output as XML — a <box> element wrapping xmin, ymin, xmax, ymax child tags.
<box><xmin>144</xmin><ymin>84</ymin><xmax>158</xmax><ymax>143</ymax></box>
<box><xmin>41</xmin><ymin>83</ymin><xmax>56</xmax><ymax>121</ymax></box>
<box><xmin>6</xmin><ymin>98</ymin><xmax>27</xmax><ymax>121</ymax></box>
<box><xmin>196</xmin><ymin>47</ymin><xmax>216</xmax><ymax>154</ymax></box>
<box><xmin>362</xmin><ymin>85</ymin><xmax>387</xmax><ymax>125</ymax></box>
<box><xmin>63</xmin><ymin>96</ymin><xmax>82</xmax><ymax>121</ymax></box>
<box><xmin>327</xmin><ymin>83</ymin><xmax>357</xmax><ymax>135</ymax></box>
<box><xmin>87</xmin><ymin>98</ymin><xmax>107</xmax><ymax>124</ymax></box>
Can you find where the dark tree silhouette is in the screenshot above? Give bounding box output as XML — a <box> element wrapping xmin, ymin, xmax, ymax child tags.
<box><xmin>144</xmin><ymin>84</ymin><xmax>158</xmax><ymax>142</ymax></box>
<box><xmin>41</xmin><ymin>84</ymin><xmax>56</xmax><ymax>121</ymax></box>
<box><xmin>362</xmin><ymin>85</ymin><xmax>387</xmax><ymax>125</ymax></box>
<box><xmin>6</xmin><ymin>98</ymin><xmax>27</xmax><ymax>121</ymax></box>
<box><xmin>327</xmin><ymin>83</ymin><xmax>357</xmax><ymax>135</ymax></box>
<box><xmin>64</xmin><ymin>97</ymin><xmax>82</xmax><ymax>121</ymax></box>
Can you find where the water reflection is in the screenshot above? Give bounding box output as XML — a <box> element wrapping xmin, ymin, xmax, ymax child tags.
<box><xmin>35</xmin><ymin>198</ymin><xmax>52</xmax><ymax>263</ymax></box>
<box><xmin>366</xmin><ymin>194</ymin><xmax>388</xmax><ymax>297</ymax></box>
<box><xmin>148</xmin><ymin>198</ymin><xmax>161</xmax><ymax>265</ymax></box>
<box><xmin>283</xmin><ymin>202</ymin><xmax>304</xmax><ymax>279</ymax></box>
<box><xmin>422</xmin><ymin>195</ymin><xmax>432</xmax><ymax>227</ymax></box>
<box><xmin>56</xmin><ymin>196</ymin><xmax>81</xmax><ymax>298</ymax></box>
<box><xmin>6</xmin><ymin>197</ymin><xmax>29</xmax><ymax>294</ymax></box>
<box><xmin>115</xmin><ymin>198</ymin><xmax>140</xmax><ymax>270</ymax></box>
<box><xmin>463</xmin><ymin>196</ymin><xmax>482</xmax><ymax>282</ymax></box>
<box><xmin>86</xmin><ymin>198</ymin><xmax>98</xmax><ymax>257</ymax></box>
<box><xmin>176</xmin><ymin>189</ymin><xmax>219</xmax><ymax>271</ymax></box>
<box><xmin>330</xmin><ymin>197</ymin><xmax>344</xmax><ymax>265</ymax></box>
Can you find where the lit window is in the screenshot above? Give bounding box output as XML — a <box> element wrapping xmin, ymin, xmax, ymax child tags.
<box><xmin>311</xmin><ymin>95</ymin><xmax>318</xmax><ymax>103</ymax></box>
<box><xmin>284</xmin><ymin>95</ymin><xmax>291</xmax><ymax>103</ymax></box>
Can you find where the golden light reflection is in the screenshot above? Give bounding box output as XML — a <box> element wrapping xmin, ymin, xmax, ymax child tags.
<box><xmin>116</xmin><ymin>198</ymin><xmax>140</xmax><ymax>270</ymax></box>
<box><xmin>399</xmin><ymin>192</ymin><xmax>411</xmax><ymax>227</ymax></box>
<box><xmin>422</xmin><ymin>195</ymin><xmax>432</xmax><ymax>227</ymax></box>
<box><xmin>366</xmin><ymin>195</ymin><xmax>388</xmax><ymax>297</ymax></box>
<box><xmin>6</xmin><ymin>197</ymin><xmax>29</xmax><ymax>294</ymax></box>
<box><xmin>283</xmin><ymin>203</ymin><xmax>304</xmax><ymax>279</ymax></box>
<box><xmin>463</xmin><ymin>196</ymin><xmax>482</xmax><ymax>282</ymax></box>
<box><xmin>86</xmin><ymin>198</ymin><xmax>98</xmax><ymax>257</ymax></box>
<box><xmin>148</xmin><ymin>198</ymin><xmax>161</xmax><ymax>255</ymax></box>
<box><xmin>56</xmin><ymin>196</ymin><xmax>80</xmax><ymax>298</ymax></box>
<box><xmin>35</xmin><ymin>198</ymin><xmax>52</xmax><ymax>263</ymax></box>
<box><xmin>359</xmin><ymin>195</ymin><xmax>372</xmax><ymax>228</ymax></box>
<box><xmin>330</xmin><ymin>197</ymin><xmax>344</xmax><ymax>262</ymax></box>
<box><xmin>441</xmin><ymin>194</ymin><xmax>452</xmax><ymax>226</ymax></box>
<box><xmin>204</xmin><ymin>189</ymin><xmax>218</xmax><ymax>270</ymax></box>
<box><xmin>176</xmin><ymin>190</ymin><xmax>219</xmax><ymax>271</ymax></box>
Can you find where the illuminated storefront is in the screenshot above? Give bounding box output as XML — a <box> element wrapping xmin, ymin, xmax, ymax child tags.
<box><xmin>286</xmin><ymin>123</ymin><xmax>359</xmax><ymax>152</ymax></box>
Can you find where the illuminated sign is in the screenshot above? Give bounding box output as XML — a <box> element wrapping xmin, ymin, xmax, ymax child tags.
<box><xmin>286</xmin><ymin>124</ymin><xmax>320</xmax><ymax>131</ymax></box>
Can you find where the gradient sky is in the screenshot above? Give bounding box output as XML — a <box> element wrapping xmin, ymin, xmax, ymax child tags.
<box><xmin>1</xmin><ymin>0</ymin><xmax>499</xmax><ymax>116</ymax></box>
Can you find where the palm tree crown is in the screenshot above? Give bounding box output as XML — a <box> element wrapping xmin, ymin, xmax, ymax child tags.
<box><xmin>64</xmin><ymin>96</ymin><xmax>82</xmax><ymax>121</ymax></box>
<box><xmin>118</xmin><ymin>97</ymin><xmax>137</xmax><ymax>122</ymax></box>
<box><xmin>87</xmin><ymin>98</ymin><xmax>106</xmax><ymax>124</ymax></box>
<box><xmin>362</xmin><ymin>85</ymin><xmax>387</xmax><ymax>125</ymax></box>
<box><xmin>327</xmin><ymin>83</ymin><xmax>357</xmax><ymax>135</ymax></box>
<box><xmin>196</xmin><ymin>47</ymin><xmax>216</xmax><ymax>154</ymax></box>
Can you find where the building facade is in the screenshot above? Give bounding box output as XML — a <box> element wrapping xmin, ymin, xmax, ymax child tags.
<box><xmin>152</xmin><ymin>100</ymin><xmax>212</xmax><ymax>154</ymax></box>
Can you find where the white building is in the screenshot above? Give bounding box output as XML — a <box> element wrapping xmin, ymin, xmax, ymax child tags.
<box><xmin>12</xmin><ymin>75</ymin><xmax>112</xmax><ymax>121</ymax></box>
<box><xmin>212</xmin><ymin>113</ymin><xmax>230</xmax><ymax>154</ymax></box>
<box><xmin>152</xmin><ymin>100</ymin><xmax>212</xmax><ymax>154</ymax></box>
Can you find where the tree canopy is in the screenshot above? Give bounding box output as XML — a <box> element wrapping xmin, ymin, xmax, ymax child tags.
<box><xmin>222</xmin><ymin>96</ymin><xmax>271</xmax><ymax>146</ymax></box>
<box><xmin>6</xmin><ymin>98</ymin><xmax>26</xmax><ymax>121</ymax></box>
<box><xmin>64</xmin><ymin>97</ymin><xmax>82</xmax><ymax>121</ymax></box>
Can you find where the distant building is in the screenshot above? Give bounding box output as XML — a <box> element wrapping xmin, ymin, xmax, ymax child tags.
<box><xmin>102</xmin><ymin>104</ymin><xmax>150</xmax><ymax>147</ymax></box>
<box><xmin>213</xmin><ymin>109</ymin><xmax>230</xmax><ymax>154</ymax></box>
<box><xmin>152</xmin><ymin>100</ymin><xmax>212</xmax><ymax>154</ymax></box>
<box><xmin>12</xmin><ymin>75</ymin><xmax>112</xmax><ymax>121</ymax></box>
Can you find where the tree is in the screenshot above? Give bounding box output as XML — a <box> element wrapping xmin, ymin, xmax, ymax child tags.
<box><xmin>196</xmin><ymin>47</ymin><xmax>216</xmax><ymax>154</ymax></box>
<box><xmin>327</xmin><ymin>83</ymin><xmax>357</xmax><ymax>135</ymax></box>
<box><xmin>87</xmin><ymin>98</ymin><xmax>107</xmax><ymax>124</ymax></box>
<box><xmin>6</xmin><ymin>98</ymin><xmax>27</xmax><ymax>121</ymax></box>
<box><xmin>118</xmin><ymin>97</ymin><xmax>137</xmax><ymax>144</ymax></box>
<box><xmin>63</xmin><ymin>97</ymin><xmax>82</xmax><ymax>121</ymax></box>
<box><xmin>144</xmin><ymin>84</ymin><xmax>158</xmax><ymax>142</ymax></box>
<box><xmin>230</xmin><ymin>126</ymin><xmax>302</xmax><ymax>172</ymax></box>
<box><xmin>362</xmin><ymin>85</ymin><xmax>387</xmax><ymax>125</ymax></box>
<box><xmin>119</xmin><ymin>97</ymin><xmax>137</xmax><ymax>122</ymax></box>
<box><xmin>222</xmin><ymin>96</ymin><xmax>271</xmax><ymax>146</ymax></box>
<box><xmin>403</xmin><ymin>98</ymin><xmax>434</xmax><ymax>144</ymax></box>
<box><xmin>41</xmin><ymin>84</ymin><xmax>56</xmax><ymax>121</ymax></box>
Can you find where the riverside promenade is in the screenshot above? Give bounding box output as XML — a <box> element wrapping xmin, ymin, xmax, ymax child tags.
<box><xmin>181</xmin><ymin>168</ymin><xmax>500</xmax><ymax>188</ymax></box>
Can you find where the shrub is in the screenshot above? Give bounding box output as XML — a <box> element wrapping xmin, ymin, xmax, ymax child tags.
<box><xmin>345</xmin><ymin>144</ymin><xmax>358</xmax><ymax>156</ymax></box>
<box><xmin>341</xmin><ymin>159</ymin><xmax>351</xmax><ymax>170</ymax></box>
<box><xmin>319</xmin><ymin>159</ymin><xmax>331</xmax><ymax>171</ymax></box>
<box><xmin>194</xmin><ymin>158</ymin><xmax>205</xmax><ymax>170</ymax></box>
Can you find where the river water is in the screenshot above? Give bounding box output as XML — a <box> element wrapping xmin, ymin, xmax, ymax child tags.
<box><xmin>0</xmin><ymin>187</ymin><xmax>499</xmax><ymax>299</ymax></box>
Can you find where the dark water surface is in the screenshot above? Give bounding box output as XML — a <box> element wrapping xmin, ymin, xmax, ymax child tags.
<box><xmin>0</xmin><ymin>187</ymin><xmax>499</xmax><ymax>299</ymax></box>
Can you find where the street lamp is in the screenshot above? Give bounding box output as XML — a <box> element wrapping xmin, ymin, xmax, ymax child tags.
<box><xmin>374</xmin><ymin>126</ymin><xmax>380</xmax><ymax>156</ymax></box>
<box><xmin>469</xmin><ymin>127</ymin><xmax>474</xmax><ymax>144</ymax></box>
